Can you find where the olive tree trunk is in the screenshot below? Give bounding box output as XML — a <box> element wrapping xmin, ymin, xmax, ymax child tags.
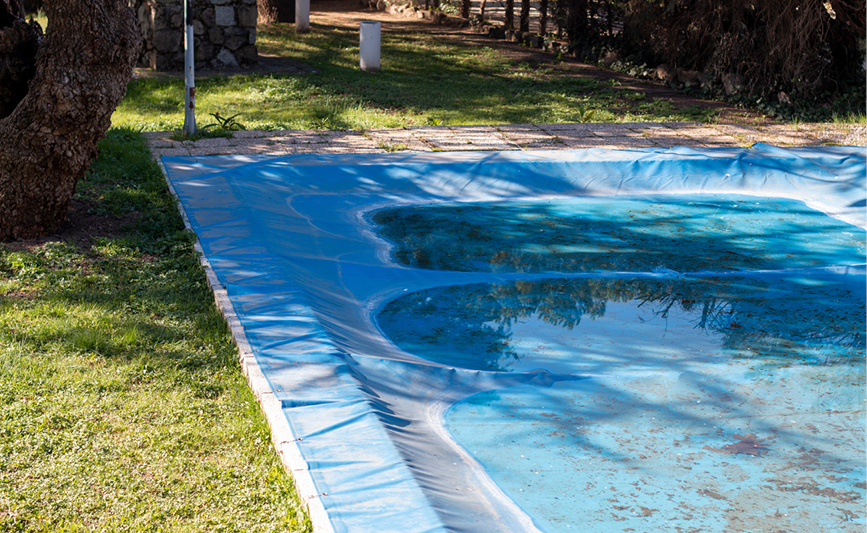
<box><xmin>0</xmin><ymin>0</ymin><xmax>139</xmax><ymax>240</ymax></box>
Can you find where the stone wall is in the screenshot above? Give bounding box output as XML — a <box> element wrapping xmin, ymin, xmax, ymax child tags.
<box><xmin>132</xmin><ymin>0</ymin><xmax>258</xmax><ymax>71</ymax></box>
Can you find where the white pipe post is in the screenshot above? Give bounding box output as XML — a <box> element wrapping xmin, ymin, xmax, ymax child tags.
<box><xmin>359</xmin><ymin>21</ymin><xmax>381</xmax><ymax>72</ymax></box>
<box><xmin>183</xmin><ymin>0</ymin><xmax>197</xmax><ymax>136</ymax></box>
<box><xmin>296</xmin><ymin>0</ymin><xmax>310</xmax><ymax>33</ymax></box>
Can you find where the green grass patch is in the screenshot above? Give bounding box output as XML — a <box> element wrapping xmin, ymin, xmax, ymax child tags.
<box><xmin>0</xmin><ymin>129</ymin><xmax>312</xmax><ymax>532</ymax></box>
<box><xmin>112</xmin><ymin>23</ymin><xmax>722</xmax><ymax>131</ymax></box>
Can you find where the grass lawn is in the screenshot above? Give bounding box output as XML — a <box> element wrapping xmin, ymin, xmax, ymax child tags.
<box><xmin>112</xmin><ymin>23</ymin><xmax>728</xmax><ymax>132</ymax></box>
<box><xmin>0</xmin><ymin>130</ymin><xmax>312</xmax><ymax>532</ymax></box>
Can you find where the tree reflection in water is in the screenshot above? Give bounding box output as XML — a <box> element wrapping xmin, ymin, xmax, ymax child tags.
<box><xmin>377</xmin><ymin>276</ymin><xmax>865</xmax><ymax>372</ymax></box>
<box><xmin>372</xmin><ymin>196</ymin><xmax>866</xmax><ymax>274</ymax></box>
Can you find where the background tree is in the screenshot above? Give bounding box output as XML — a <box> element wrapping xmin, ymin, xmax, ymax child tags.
<box><xmin>0</xmin><ymin>0</ymin><xmax>139</xmax><ymax>240</ymax></box>
<box><xmin>257</xmin><ymin>0</ymin><xmax>295</xmax><ymax>24</ymax></box>
<box><xmin>565</xmin><ymin>0</ymin><xmax>587</xmax><ymax>41</ymax></box>
<box><xmin>617</xmin><ymin>0</ymin><xmax>865</xmax><ymax>100</ymax></box>
<box><xmin>519</xmin><ymin>0</ymin><xmax>530</xmax><ymax>32</ymax></box>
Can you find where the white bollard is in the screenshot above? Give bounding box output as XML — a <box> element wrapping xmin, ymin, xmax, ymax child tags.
<box><xmin>359</xmin><ymin>21</ymin><xmax>381</xmax><ymax>72</ymax></box>
<box><xmin>296</xmin><ymin>0</ymin><xmax>310</xmax><ymax>33</ymax></box>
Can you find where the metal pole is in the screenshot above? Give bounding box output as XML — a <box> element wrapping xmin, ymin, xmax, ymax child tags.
<box><xmin>183</xmin><ymin>0</ymin><xmax>197</xmax><ymax>136</ymax></box>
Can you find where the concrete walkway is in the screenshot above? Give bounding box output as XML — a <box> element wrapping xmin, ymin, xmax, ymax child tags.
<box><xmin>146</xmin><ymin>122</ymin><xmax>865</xmax><ymax>158</ymax></box>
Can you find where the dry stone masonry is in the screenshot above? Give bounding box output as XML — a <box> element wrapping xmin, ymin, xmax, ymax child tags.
<box><xmin>132</xmin><ymin>0</ymin><xmax>258</xmax><ymax>71</ymax></box>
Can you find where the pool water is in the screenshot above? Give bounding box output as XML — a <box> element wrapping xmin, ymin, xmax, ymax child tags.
<box><xmin>375</xmin><ymin>195</ymin><xmax>866</xmax><ymax>532</ymax></box>
<box><xmin>372</xmin><ymin>195</ymin><xmax>864</xmax><ymax>273</ymax></box>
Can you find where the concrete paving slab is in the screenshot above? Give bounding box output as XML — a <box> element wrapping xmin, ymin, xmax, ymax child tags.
<box><xmin>675</xmin><ymin>126</ymin><xmax>735</xmax><ymax>141</ymax></box>
<box><xmin>546</xmin><ymin>128</ymin><xmax>655</xmax><ymax>148</ymax></box>
<box><xmin>705</xmin><ymin>125</ymin><xmax>816</xmax><ymax>147</ymax></box>
<box><xmin>755</xmin><ymin>125</ymin><xmax>826</xmax><ymax>146</ymax></box>
<box><xmin>148</xmin><ymin>122</ymin><xmax>860</xmax><ymax>158</ymax></box>
<box><xmin>510</xmin><ymin>142</ymin><xmax>569</xmax><ymax>150</ymax></box>
<box><xmin>494</xmin><ymin>124</ymin><xmax>545</xmax><ymax>134</ymax></box>
<box><xmin>283</xmin><ymin>143</ymin><xmax>354</xmax><ymax>154</ymax></box>
<box><xmin>313</xmin><ymin>144</ymin><xmax>384</xmax><ymax>154</ymax></box>
<box><xmin>423</xmin><ymin>131</ymin><xmax>515</xmax><ymax>151</ymax></box>
<box><xmin>149</xmin><ymin>139</ymin><xmax>182</xmax><ymax>148</ymax></box>
<box><xmin>185</xmin><ymin>137</ymin><xmax>232</xmax><ymax>148</ymax></box>
<box><xmin>233</xmin><ymin>130</ymin><xmax>278</xmax><ymax>139</ymax></box>
<box><xmin>554</xmin><ymin>135</ymin><xmax>656</xmax><ymax>149</ymax></box>
<box><xmin>142</xmin><ymin>131</ymin><xmax>172</xmax><ymax>140</ymax></box>
<box><xmin>405</xmin><ymin>126</ymin><xmax>452</xmax><ymax>136</ymax></box>
<box><xmin>690</xmin><ymin>124</ymin><xmax>822</xmax><ymax>146</ymax></box>
<box><xmin>784</xmin><ymin>124</ymin><xmax>848</xmax><ymax>144</ymax></box>
<box><xmin>187</xmin><ymin>146</ymin><xmax>249</xmax><ymax>156</ymax></box>
<box><xmin>760</xmin><ymin>134</ymin><xmax>823</xmax><ymax>146</ymax></box>
<box><xmin>711</xmin><ymin>124</ymin><xmax>762</xmax><ymax>146</ymax></box>
<box><xmin>622</xmin><ymin>122</ymin><xmax>702</xmax><ymax>129</ymax></box>
<box><xmin>153</xmin><ymin>147</ymin><xmax>192</xmax><ymax>158</ymax></box>
<box><xmin>585</xmin><ymin>126</ymin><xmax>650</xmax><ymax>138</ymax></box>
<box><xmin>445</xmin><ymin>125</ymin><xmax>501</xmax><ymax>134</ymax></box>
<box><xmin>594</xmin><ymin>137</ymin><xmax>658</xmax><ymax>149</ymax></box>
<box><xmin>219</xmin><ymin>141</ymin><xmax>289</xmax><ymax>155</ymax></box>
<box><xmin>268</xmin><ymin>134</ymin><xmax>331</xmax><ymax>146</ymax></box>
<box><xmin>537</xmin><ymin>123</ymin><xmax>596</xmax><ymax>133</ymax></box>
<box><xmin>498</xmin><ymin>129</ymin><xmax>553</xmax><ymax>140</ymax></box>
<box><xmin>366</xmin><ymin>129</ymin><xmax>433</xmax><ymax>152</ymax></box>
<box><xmin>319</xmin><ymin>131</ymin><xmax>380</xmax><ymax>151</ymax></box>
<box><xmin>499</xmin><ymin>134</ymin><xmax>558</xmax><ymax>149</ymax></box>
<box><xmin>639</xmin><ymin>129</ymin><xmax>708</xmax><ymax>148</ymax></box>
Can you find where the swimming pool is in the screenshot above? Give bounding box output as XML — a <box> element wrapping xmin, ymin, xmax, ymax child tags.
<box><xmin>162</xmin><ymin>145</ymin><xmax>866</xmax><ymax>533</ymax></box>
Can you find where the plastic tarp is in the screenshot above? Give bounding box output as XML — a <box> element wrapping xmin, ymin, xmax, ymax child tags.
<box><xmin>161</xmin><ymin>145</ymin><xmax>866</xmax><ymax>533</ymax></box>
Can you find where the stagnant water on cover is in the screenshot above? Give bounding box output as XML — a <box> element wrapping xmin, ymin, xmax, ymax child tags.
<box><xmin>375</xmin><ymin>195</ymin><xmax>866</xmax><ymax>533</ymax></box>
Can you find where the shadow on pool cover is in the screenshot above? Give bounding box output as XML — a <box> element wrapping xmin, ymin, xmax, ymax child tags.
<box><xmin>162</xmin><ymin>145</ymin><xmax>866</xmax><ymax>533</ymax></box>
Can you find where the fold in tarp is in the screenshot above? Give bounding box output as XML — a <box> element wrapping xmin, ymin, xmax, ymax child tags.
<box><xmin>162</xmin><ymin>145</ymin><xmax>866</xmax><ymax>533</ymax></box>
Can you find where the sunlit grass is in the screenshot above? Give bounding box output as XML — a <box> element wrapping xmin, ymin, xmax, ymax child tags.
<box><xmin>832</xmin><ymin>112</ymin><xmax>867</xmax><ymax>125</ymax></box>
<box><xmin>0</xmin><ymin>129</ymin><xmax>312</xmax><ymax>532</ymax></box>
<box><xmin>112</xmin><ymin>22</ymin><xmax>720</xmax><ymax>131</ymax></box>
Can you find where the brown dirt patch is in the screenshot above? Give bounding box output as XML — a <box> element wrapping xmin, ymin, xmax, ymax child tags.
<box><xmin>3</xmin><ymin>199</ymin><xmax>140</xmax><ymax>253</ymax></box>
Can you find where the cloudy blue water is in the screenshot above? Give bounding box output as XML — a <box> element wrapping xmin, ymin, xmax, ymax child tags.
<box><xmin>376</xmin><ymin>196</ymin><xmax>866</xmax><ymax>533</ymax></box>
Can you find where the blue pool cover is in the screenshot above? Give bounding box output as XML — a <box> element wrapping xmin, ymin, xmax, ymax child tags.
<box><xmin>161</xmin><ymin>145</ymin><xmax>866</xmax><ymax>533</ymax></box>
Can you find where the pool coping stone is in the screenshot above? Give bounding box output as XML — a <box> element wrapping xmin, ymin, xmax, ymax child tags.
<box><xmin>147</xmin><ymin>122</ymin><xmax>866</xmax><ymax>160</ymax></box>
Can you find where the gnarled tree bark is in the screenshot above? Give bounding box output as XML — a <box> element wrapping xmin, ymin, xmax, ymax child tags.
<box><xmin>0</xmin><ymin>0</ymin><xmax>139</xmax><ymax>240</ymax></box>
